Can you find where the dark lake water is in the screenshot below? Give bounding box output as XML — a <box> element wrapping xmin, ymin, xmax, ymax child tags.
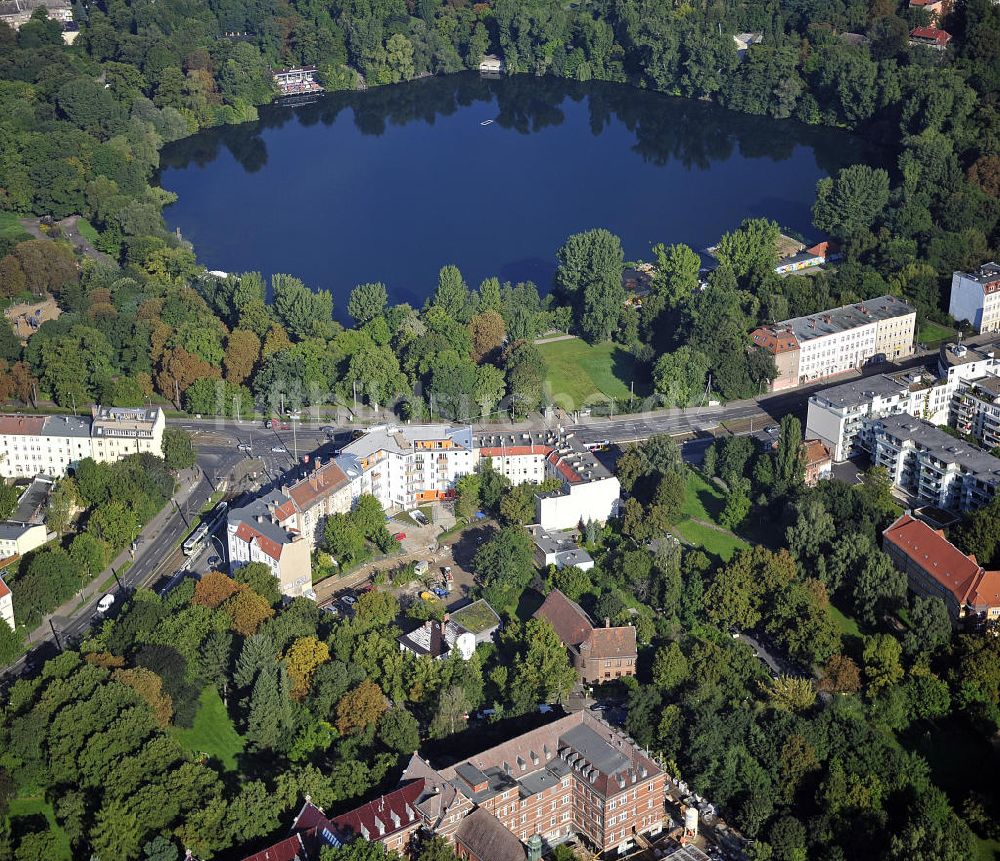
<box><xmin>159</xmin><ymin>73</ymin><xmax>880</xmax><ymax>318</ymax></box>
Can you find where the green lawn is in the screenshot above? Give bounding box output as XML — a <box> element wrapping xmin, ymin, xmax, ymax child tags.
<box><xmin>75</xmin><ymin>217</ymin><xmax>99</xmax><ymax>245</ymax></box>
<box><xmin>829</xmin><ymin>602</ymin><xmax>862</xmax><ymax>638</ymax></box>
<box><xmin>538</xmin><ymin>338</ymin><xmax>648</xmax><ymax>408</ymax></box>
<box><xmin>0</xmin><ymin>210</ymin><xmax>29</xmax><ymax>245</ymax></box>
<box><xmin>681</xmin><ymin>471</ymin><xmax>726</xmax><ymax>522</ymax></box>
<box><xmin>170</xmin><ymin>687</ymin><xmax>244</xmax><ymax>771</ymax></box>
<box><xmin>917</xmin><ymin>320</ymin><xmax>956</xmax><ymax>345</ymax></box>
<box><xmin>674</xmin><ymin>518</ymin><xmax>747</xmax><ymax>561</ymax></box>
<box><xmin>976</xmin><ymin>838</ymin><xmax>1000</xmax><ymax>861</ymax></box>
<box><xmin>8</xmin><ymin>796</ymin><xmax>72</xmax><ymax>860</ymax></box>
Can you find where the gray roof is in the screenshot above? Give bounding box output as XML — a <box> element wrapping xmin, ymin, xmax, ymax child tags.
<box><xmin>40</xmin><ymin>414</ymin><xmax>91</xmax><ymax>438</ymax></box>
<box><xmin>0</xmin><ymin>522</ymin><xmax>41</xmax><ymax>540</ymax></box>
<box><xmin>774</xmin><ymin>295</ymin><xmax>914</xmax><ymax>345</ymax></box>
<box><xmin>11</xmin><ymin>475</ymin><xmax>53</xmax><ymax>524</ymax></box>
<box><xmin>474</xmin><ymin>428</ymin><xmax>613</xmax><ymax>483</ymax></box>
<box><xmin>810</xmin><ymin>374</ymin><xmax>912</xmax><ymax>410</ymax></box>
<box><xmin>343</xmin><ymin>423</ymin><xmax>473</xmax><ymax>460</ymax></box>
<box><xmin>876</xmin><ymin>415</ymin><xmax>1000</xmax><ymax>482</ymax></box>
<box><xmin>228</xmin><ymin>490</ymin><xmax>297</xmax><ymax>549</ymax></box>
<box><xmin>560</xmin><ymin>724</ymin><xmax>630</xmax><ymax>777</ymax></box>
<box><xmin>956</xmin><ymin>262</ymin><xmax>1000</xmax><ymax>285</ymax></box>
<box><xmin>939</xmin><ymin>334</ymin><xmax>1000</xmax><ymax>368</ymax></box>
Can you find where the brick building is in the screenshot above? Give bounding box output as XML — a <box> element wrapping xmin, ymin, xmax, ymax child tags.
<box><xmin>883</xmin><ymin>513</ymin><xmax>1000</xmax><ymax>626</ymax></box>
<box><xmin>242</xmin><ymin>711</ymin><xmax>667</xmax><ymax>860</ymax></box>
<box><xmin>534</xmin><ymin>589</ymin><xmax>637</xmax><ymax>683</ymax></box>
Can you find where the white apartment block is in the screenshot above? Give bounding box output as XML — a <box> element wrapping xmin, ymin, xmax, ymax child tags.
<box><xmin>807</xmin><ymin>335</ymin><xmax>1000</xmax><ymax>462</ymax></box>
<box><xmin>0</xmin><ymin>407</ymin><xmax>165</xmax><ymax>479</ymax></box>
<box><xmin>949</xmin><ymin>263</ymin><xmax>1000</xmax><ymax>334</ymax></box>
<box><xmin>871</xmin><ymin>414</ymin><xmax>1000</xmax><ymax>512</ymax></box>
<box><xmin>0</xmin><ymin>522</ymin><xmax>50</xmax><ymax>560</ymax></box>
<box><xmin>474</xmin><ymin>430</ymin><xmax>621</xmax><ymax>530</ymax></box>
<box><xmin>751</xmin><ymin>296</ymin><xmax>915</xmax><ymax>392</ymax></box>
<box><xmin>342</xmin><ymin>424</ymin><xmax>477</xmax><ymax>511</ymax></box>
<box><xmin>89</xmin><ymin>406</ymin><xmax>165</xmax><ymax>463</ymax></box>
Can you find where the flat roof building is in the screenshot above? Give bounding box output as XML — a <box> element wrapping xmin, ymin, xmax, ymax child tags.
<box><xmin>949</xmin><ymin>263</ymin><xmax>1000</xmax><ymax>335</ymax></box>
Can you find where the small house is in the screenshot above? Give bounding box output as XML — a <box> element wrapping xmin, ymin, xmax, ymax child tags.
<box><xmin>479</xmin><ymin>55</ymin><xmax>504</xmax><ymax>75</ymax></box>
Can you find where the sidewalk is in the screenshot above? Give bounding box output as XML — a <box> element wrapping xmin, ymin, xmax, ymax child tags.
<box><xmin>25</xmin><ymin>466</ymin><xmax>205</xmax><ymax>646</ymax></box>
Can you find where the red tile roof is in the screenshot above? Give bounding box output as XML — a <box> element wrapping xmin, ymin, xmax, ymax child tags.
<box><xmin>0</xmin><ymin>578</ymin><xmax>10</xmax><ymax>599</ymax></box>
<box><xmin>234</xmin><ymin>522</ymin><xmax>283</xmax><ymax>561</ymax></box>
<box><xmin>535</xmin><ymin>589</ymin><xmax>593</xmax><ymax>647</ymax></box>
<box><xmin>883</xmin><ymin>515</ymin><xmax>981</xmax><ymax>604</ymax></box>
<box><xmin>970</xmin><ymin>569</ymin><xmax>1000</xmax><ymax>612</ymax></box>
<box><xmin>328</xmin><ymin>779</ymin><xmax>424</xmax><ymax>841</ymax></box>
<box><xmin>287</xmin><ymin>460</ymin><xmax>350</xmax><ymax>511</ymax></box>
<box><xmin>586</xmin><ymin>625</ymin><xmax>637</xmax><ymax>660</ymax></box>
<box><xmin>479</xmin><ymin>445</ymin><xmax>552</xmax><ymax>458</ymax></box>
<box><xmin>0</xmin><ymin>416</ymin><xmax>46</xmax><ymax>436</ymax></box>
<box><xmin>910</xmin><ymin>25</ymin><xmax>951</xmax><ymax>43</ymax></box>
<box><xmin>240</xmin><ymin>834</ymin><xmax>305</xmax><ymax>861</ymax></box>
<box><xmin>750</xmin><ymin>327</ymin><xmax>799</xmax><ymax>354</ymax></box>
<box><xmin>802</xmin><ymin>439</ymin><xmax>831</xmax><ymax>467</ymax></box>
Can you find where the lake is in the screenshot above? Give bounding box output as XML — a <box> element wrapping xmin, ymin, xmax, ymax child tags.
<box><xmin>159</xmin><ymin>73</ymin><xmax>879</xmax><ymax>319</ymax></box>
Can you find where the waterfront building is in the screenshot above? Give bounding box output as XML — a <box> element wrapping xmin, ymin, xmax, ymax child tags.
<box><xmin>751</xmin><ymin>296</ymin><xmax>915</xmax><ymax>392</ymax></box>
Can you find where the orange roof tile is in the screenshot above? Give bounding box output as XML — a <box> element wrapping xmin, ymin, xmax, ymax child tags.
<box><xmin>750</xmin><ymin>327</ymin><xmax>799</xmax><ymax>354</ymax></box>
<box><xmin>0</xmin><ymin>416</ymin><xmax>46</xmax><ymax>436</ymax></box>
<box><xmin>287</xmin><ymin>460</ymin><xmax>349</xmax><ymax>511</ymax></box>
<box><xmin>883</xmin><ymin>515</ymin><xmax>981</xmax><ymax>604</ymax></box>
<box><xmin>234</xmin><ymin>522</ymin><xmax>283</xmax><ymax>561</ymax></box>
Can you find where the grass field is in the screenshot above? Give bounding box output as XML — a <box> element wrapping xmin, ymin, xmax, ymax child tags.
<box><xmin>171</xmin><ymin>687</ymin><xmax>244</xmax><ymax>771</ymax></box>
<box><xmin>829</xmin><ymin>603</ymin><xmax>862</xmax><ymax>638</ymax></box>
<box><xmin>8</xmin><ymin>796</ymin><xmax>72</xmax><ymax>860</ymax></box>
<box><xmin>674</xmin><ymin>519</ymin><xmax>747</xmax><ymax>561</ymax></box>
<box><xmin>0</xmin><ymin>211</ymin><xmax>29</xmax><ymax>245</ymax></box>
<box><xmin>76</xmin><ymin>217</ymin><xmax>99</xmax><ymax>245</ymax></box>
<box><xmin>681</xmin><ymin>471</ymin><xmax>726</xmax><ymax>521</ymax></box>
<box><xmin>918</xmin><ymin>320</ymin><xmax>956</xmax><ymax>345</ymax></box>
<box><xmin>537</xmin><ymin>338</ymin><xmax>648</xmax><ymax>408</ymax></box>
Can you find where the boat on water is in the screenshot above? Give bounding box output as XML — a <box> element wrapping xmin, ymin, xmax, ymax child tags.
<box><xmin>480</xmin><ymin>119</ymin><xmax>494</xmax><ymax>126</ymax></box>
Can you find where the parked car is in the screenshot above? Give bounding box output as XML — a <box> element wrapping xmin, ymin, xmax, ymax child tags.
<box><xmin>96</xmin><ymin>594</ymin><xmax>115</xmax><ymax>614</ymax></box>
<box><xmin>393</xmin><ymin>532</ymin><xmax>406</xmax><ymax>541</ymax></box>
<box><xmin>443</xmin><ymin>566</ymin><xmax>453</xmax><ymax>583</ymax></box>
<box><xmin>237</xmin><ymin>443</ymin><xmax>252</xmax><ymax>453</ymax></box>
<box><xmin>340</xmin><ymin>594</ymin><xmax>357</xmax><ymax>607</ymax></box>
<box><xmin>271</xmin><ymin>445</ymin><xmax>287</xmax><ymax>453</ymax></box>
<box><xmin>207</xmin><ymin>556</ymin><xmax>221</xmax><ymax>567</ymax></box>
<box><xmin>431</xmin><ymin>587</ymin><xmax>449</xmax><ymax>598</ymax></box>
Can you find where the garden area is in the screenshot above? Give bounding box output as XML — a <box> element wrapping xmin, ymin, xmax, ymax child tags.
<box><xmin>170</xmin><ymin>687</ymin><xmax>245</xmax><ymax>771</ymax></box>
<box><xmin>672</xmin><ymin>470</ymin><xmax>748</xmax><ymax>562</ymax></box>
<box><xmin>537</xmin><ymin>337</ymin><xmax>649</xmax><ymax>409</ymax></box>
<box><xmin>918</xmin><ymin>319</ymin><xmax>957</xmax><ymax>347</ymax></box>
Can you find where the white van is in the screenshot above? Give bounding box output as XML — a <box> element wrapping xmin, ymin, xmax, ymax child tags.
<box><xmin>96</xmin><ymin>594</ymin><xmax>115</xmax><ymax>614</ymax></box>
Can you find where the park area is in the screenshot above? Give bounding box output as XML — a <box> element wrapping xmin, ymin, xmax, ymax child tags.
<box><xmin>672</xmin><ymin>470</ymin><xmax>748</xmax><ymax>562</ymax></box>
<box><xmin>537</xmin><ymin>337</ymin><xmax>649</xmax><ymax>409</ymax></box>
<box><xmin>170</xmin><ymin>687</ymin><xmax>245</xmax><ymax>771</ymax></box>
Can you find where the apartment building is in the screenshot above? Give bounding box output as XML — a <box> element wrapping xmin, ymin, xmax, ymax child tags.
<box><xmin>342</xmin><ymin>424</ymin><xmax>477</xmax><ymax>511</ymax></box>
<box><xmin>949</xmin><ymin>263</ymin><xmax>1000</xmax><ymax>334</ymax></box>
<box><xmin>806</xmin><ymin>370</ymin><xmax>953</xmax><ymax>462</ymax></box>
<box><xmin>0</xmin><ymin>407</ymin><xmax>165</xmax><ymax>479</ymax></box>
<box><xmin>0</xmin><ymin>522</ymin><xmax>50</xmax><ymax>561</ymax></box>
<box><xmin>750</xmin><ymin>296</ymin><xmax>915</xmax><ymax>392</ymax></box>
<box><xmin>955</xmin><ymin>376</ymin><xmax>1000</xmax><ymax>451</ymax></box>
<box><xmin>535</xmin><ymin>589</ymin><xmax>637</xmax><ymax>684</ymax></box>
<box><xmin>89</xmin><ymin>406</ymin><xmax>165</xmax><ymax>463</ymax></box>
<box><xmin>883</xmin><ymin>513</ymin><xmax>1000</xmax><ymax>626</ymax></box>
<box><xmin>871</xmin><ymin>415</ymin><xmax>1000</xmax><ymax>512</ymax></box>
<box><xmin>226</xmin><ymin>491</ymin><xmax>312</xmax><ymax>597</ymax></box>
<box><xmin>275</xmin><ymin>455</ymin><xmax>361</xmax><ymax>548</ymax></box>
<box><xmin>476</xmin><ymin>431</ymin><xmax>621</xmax><ymax>530</ymax></box>
<box><xmin>0</xmin><ymin>579</ymin><xmax>12</xmax><ymax>630</ymax></box>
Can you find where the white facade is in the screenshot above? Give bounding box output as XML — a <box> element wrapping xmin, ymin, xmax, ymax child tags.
<box><xmin>537</xmin><ymin>476</ymin><xmax>621</xmax><ymax>531</ymax></box>
<box><xmin>0</xmin><ymin>407</ymin><xmax>165</xmax><ymax>479</ymax></box>
<box><xmin>949</xmin><ymin>264</ymin><xmax>1000</xmax><ymax>334</ymax></box>
<box><xmin>90</xmin><ymin>406</ymin><xmax>165</xmax><ymax>463</ymax></box>
<box><xmin>0</xmin><ymin>522</ymin><xmax>50</xmax><ymax>559</ymax></box>
<box><xmin>871</xmin><ymin>415</ymin><xmax>1000</xmax><ymax>512</ymax></box>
